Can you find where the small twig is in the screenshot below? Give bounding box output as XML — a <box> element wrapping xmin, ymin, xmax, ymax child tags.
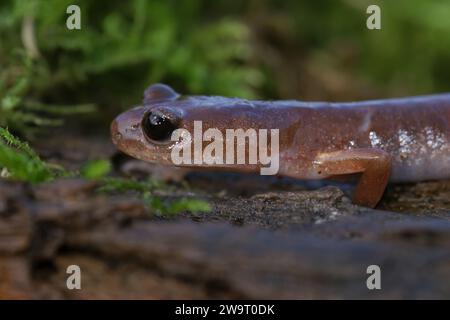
<box><xmin>21</xmin><ymin>15</ymin><xmax>41</xmax><ymax>59</ymax></box>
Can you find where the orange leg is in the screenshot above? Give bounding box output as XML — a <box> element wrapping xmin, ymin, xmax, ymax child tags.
<box><xmin>314</xmin><ymin>148</ymin><xmax>392</xmax><ymax>208</ymax></box>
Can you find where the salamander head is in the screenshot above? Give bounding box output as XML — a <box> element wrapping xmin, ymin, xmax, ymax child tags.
<box><xmin>111</xmin><ymin>84</ymin><xmax>182</xmax><ymax>164</ymax></box>
<box><xmin>111</xmin><ymin>83</ymin><xmax>257</xmax><ymax>165</ymax></box>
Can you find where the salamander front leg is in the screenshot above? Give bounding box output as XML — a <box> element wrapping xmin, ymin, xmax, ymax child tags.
<box><xmin>314</xmin><ymin>149</ymin><xmax>392</xmax><ymax>208</ymax></box>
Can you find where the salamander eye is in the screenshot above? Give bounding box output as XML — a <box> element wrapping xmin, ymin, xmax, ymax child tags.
<box><xmin>142</xmin><ymin>111</ymin><xmax>178</xmax><ymax>142</ymax></box>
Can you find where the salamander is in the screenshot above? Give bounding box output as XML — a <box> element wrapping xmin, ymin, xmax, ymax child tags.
<box><xmin>111</xmin><ymin>83</ymin><xmax>450</xmax><ymax>208</ymax></box>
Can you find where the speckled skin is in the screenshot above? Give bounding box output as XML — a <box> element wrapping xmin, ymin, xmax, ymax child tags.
<box><xmin>111</xmin><ymin>84</ymin><xmax>450</xmax><ymax>207</ymax></box>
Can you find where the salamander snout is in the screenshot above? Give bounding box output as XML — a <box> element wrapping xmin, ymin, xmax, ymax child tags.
<box><xmin>110</xmin><ymin>118</ymin><xmax>121</xmax><ymax>146</ymax></box>
<box><xmin>110</xmin><ymin>106</ymin><xmax>148</xmax><ymax>155</ymax></box>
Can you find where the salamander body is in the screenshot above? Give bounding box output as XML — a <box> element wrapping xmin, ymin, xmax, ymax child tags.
<box><xmin>111</xmin><ymin>84</ymin><xmax>450</xmax><ymax>207</ymax></box>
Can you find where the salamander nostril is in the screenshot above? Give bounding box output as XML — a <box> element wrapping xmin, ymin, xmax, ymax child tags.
<box><xmin>142</xmin><ymin>111</ymin><xmax>178</xmax><ymax>142</ymax></box>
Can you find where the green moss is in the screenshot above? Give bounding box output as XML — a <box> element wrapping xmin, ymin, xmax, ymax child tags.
<box><xmin>99</xmin><ymin>177</ymin><xmax>211</xmax><ymax>216</ymax></box>
<box><xmin>0</xmin><ymin>126</ymin><xmax>70</xmax><ymax>183</ymax></box>
<box><xmin>80</xmin><ymin>159</ymin><xmax>112</xmax><ymax>180</ymax></box>
<box><xmin>144</xmin><ymin>196</ymin><xmax>210</xmax><ymax>216</ymax></box>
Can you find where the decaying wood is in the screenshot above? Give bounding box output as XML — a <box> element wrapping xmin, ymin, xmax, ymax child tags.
<box><xmin>1</xmin><ymin>174</ymin><xmax>450</xmax><ymax>299</ymax></box>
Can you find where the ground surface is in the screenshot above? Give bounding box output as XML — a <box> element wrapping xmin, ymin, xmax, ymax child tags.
<box><xmin>1</xmin><ymin>133</ymin><xmax>449</xmax><ymax>299</ymax></box>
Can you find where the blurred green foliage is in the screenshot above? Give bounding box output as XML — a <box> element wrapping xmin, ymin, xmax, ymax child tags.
<box><xmin>0</xmin><ymin>0</ymin><xmax>261</xmax><ymax>134</ymax></box>
<box><xmin>265</xmin><ymin>0</ymin><xmax>450</xmax><ymax>96</ymax></box>
<box><xmin>0</xmin><ymin>53</ymin><xmax>95</xmax><ymax>135</ymax></box>
<box><xmin>1</xmin><ymin>0</ymin><xmax>450</xmax><ymax>136</ymax></box>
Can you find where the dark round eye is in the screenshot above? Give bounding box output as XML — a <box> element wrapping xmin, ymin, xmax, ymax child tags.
<box><xmin>142</xmin><ymin>111</ymin><xmax>178</xmax><ymax>142</ymax></box>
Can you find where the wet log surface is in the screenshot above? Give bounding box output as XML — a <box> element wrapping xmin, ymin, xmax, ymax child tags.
<box><xmin>1</xmin><ymin>133</ymin><xmax>449</xmax><ymax>299</ymax></box>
